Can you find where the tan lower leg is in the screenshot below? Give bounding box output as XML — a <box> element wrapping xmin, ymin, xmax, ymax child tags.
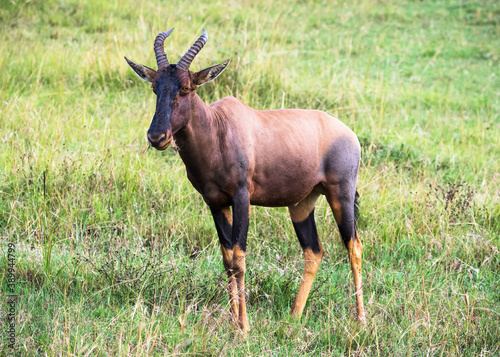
<box><xmin>220</xmin><ymin>246</ymin><xmax>239</xmax><ymax>320</ymax></box>
<box><xmin>233</xmin><ymin>244</ymin><xmax>249</xmax><ymax>333</ymax></box>
<box><xmin>348</xmin><ymin>236</ymin><xmax>365</xmax><ymax>321</ymax></box>
<box><xmin>291</xmin><ymin>247</ymin><xmax>324</xmax><ymax>317</ymax></box>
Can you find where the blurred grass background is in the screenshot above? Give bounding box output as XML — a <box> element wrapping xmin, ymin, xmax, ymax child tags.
<box><xmin>0</xmin><ymin>0</ymin><xmax>499</xmax><ymax>355</ymax></box>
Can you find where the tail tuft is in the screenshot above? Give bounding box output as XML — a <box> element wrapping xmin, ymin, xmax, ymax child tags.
<box><xmin>354</xmin><ymin>190</ymin><xmax>360</xmax><ymax>224</ymax></box>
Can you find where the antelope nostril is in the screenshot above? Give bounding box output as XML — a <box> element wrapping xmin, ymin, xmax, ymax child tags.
<box><xmin>147</xmin><ymin>133</ymin><xmax>167</xmax><ymax>147</ymax></box>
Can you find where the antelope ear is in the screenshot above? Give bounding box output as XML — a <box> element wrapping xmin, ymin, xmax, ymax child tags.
<box><xmin>193</xmin><ymin>59</ymin><xmax>230</xmax><ymax>86</ymax></box>
<box><xmin>124</xmin><ymin>56</ymin><xmax>156</xmax><ymax>83</ymax></box>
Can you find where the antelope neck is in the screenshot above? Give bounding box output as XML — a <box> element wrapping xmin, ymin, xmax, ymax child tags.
<box><xmin>173</xmin><ymin>94</ymin><xmax>229</xmax><ymax>176</ymax></box>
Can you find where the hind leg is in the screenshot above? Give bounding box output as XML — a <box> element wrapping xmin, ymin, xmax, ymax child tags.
<box><xmin>288</xmin><ymin>190</ymin><xmax>325</xmax><ymax>317</ymax></box>
<box><xmin>325</xmin><ymin>184</ymin><xmax>365</xmax><ymax>321</ymax></box>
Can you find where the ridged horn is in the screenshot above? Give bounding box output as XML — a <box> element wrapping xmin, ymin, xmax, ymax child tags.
<box><xmin>176</xmin><ymin>29</ymin><xmax>208</xmax><ymax>71</ymax></box>
<box><xmin>154</xmin><ymin>28</ymin><xmax>174</xmax><ymax>69</ymax></box>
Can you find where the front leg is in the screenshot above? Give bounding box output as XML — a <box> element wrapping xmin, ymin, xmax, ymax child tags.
<box><xmin>210</xmin><ymin>206</ymin><xmax>239</xmax><ymax>322</ymax></box>
<box><xmin>231</xmin><ymin>186</ymin><xmax>250</xmax><ymax>334</ymax></box>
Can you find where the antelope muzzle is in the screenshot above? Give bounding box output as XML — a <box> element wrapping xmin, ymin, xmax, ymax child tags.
<box><xmin>147</xmin><ymin>130</ymin><xmax>172</xmax><ymax>150</ymax></box>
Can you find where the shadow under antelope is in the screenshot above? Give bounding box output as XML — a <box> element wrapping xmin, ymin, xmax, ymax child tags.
<box><xmin>125</xmin><ymin>28</ymin><xmax>365</xmax><ymax>334</ymax></box>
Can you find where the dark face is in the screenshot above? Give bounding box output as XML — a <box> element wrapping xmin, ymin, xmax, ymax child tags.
<box><xmin>147</xmin><ymin>66</ymin><xmax>193</xmax><ymax>150</ymax></box>
<box><xmin>125</xmin><ymin>44</ymin><xmax>230</xmax><ymax>151</ymax></box>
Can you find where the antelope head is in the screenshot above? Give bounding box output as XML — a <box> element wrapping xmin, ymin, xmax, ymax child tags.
<box><xmin>125</xmin><ymin>28</ymin><xmax>230</xmax><ymax>150</ymax></box>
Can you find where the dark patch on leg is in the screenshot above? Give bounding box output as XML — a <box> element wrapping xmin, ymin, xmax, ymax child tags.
<box><xmin>211</xmin><ymin>206</ymin><xmax>240</xmax><ymax>323</ymax></box>
<box><xmin>210</xmin><ymin>206</ymin><xmax>232</xmax><ymax>249</ymax></box>
<box><xmin>338</xmin><ymin>216</ymin><xmax>356</xmax><ymax>248</ymax></box>
<box><xmin>322</xmin><ymin>136</ymin><xmax>360</xmax><ymax>185</ymax></box>
<box><xmin>231</xmin><ymin>187</ymin><xmax>250</xmax><ymax>252</ymax></box>
<box><xmin>325</xmin><ymin>188</ymin><xmax>358</xmax><ymax>248</ymax></box>
<box><xmin>292</xmin><ymin>209</ymin><xmax>322</xmax><ymax>254</ymax></box>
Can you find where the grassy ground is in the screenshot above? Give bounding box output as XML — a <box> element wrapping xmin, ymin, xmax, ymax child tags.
<box><xmin>1</xmin><ymin>0</ymin><xmax>499</xmax><ymax>355</ymax></box>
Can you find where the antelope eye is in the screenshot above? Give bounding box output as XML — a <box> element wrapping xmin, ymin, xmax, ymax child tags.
<box><xmin>179</xmin><ymin>86</ymin><xmax>190</xmax><ymax>96</ymax></box>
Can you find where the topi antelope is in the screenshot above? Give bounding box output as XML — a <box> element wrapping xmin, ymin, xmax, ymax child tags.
<box><xmin>125</xmin><ymin>28</ymin><xmax>365</xmax><ymax>334</ymax></box>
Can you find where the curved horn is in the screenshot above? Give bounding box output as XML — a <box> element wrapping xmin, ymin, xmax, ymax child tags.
<box><xmin>154</xmin><ymin>28</ymin><xmax>174</xmax><ymax>69</ymax></box>
<box><xmin>176</xmin><ymin>29</ymin><xmax>208</xmax><ymax>71</ymax></box>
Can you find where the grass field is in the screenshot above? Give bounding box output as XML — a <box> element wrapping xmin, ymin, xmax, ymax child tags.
<box><xmin>1</xmin><ymin>0</ymin><xmax>499</xmax><ymax>355</ymax></box>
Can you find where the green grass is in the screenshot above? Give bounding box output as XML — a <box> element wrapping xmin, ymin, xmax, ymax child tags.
<box><xmin>1</xmin><ymin>0</ymin><xmax>499</xmax><ymax>355</ymax></box>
